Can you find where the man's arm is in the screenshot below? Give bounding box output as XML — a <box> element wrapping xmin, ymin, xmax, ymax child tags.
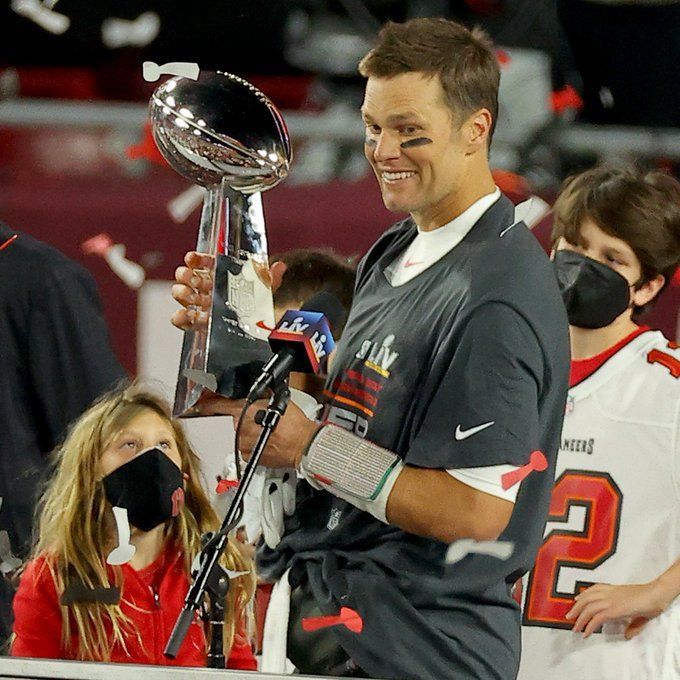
<box><xmin>386</xmin><ymin>466</ymin><xmax>513</xmax><ymax>543</ymax></box>
<box><xmin>566</xmin><ymin>557</ymin><xmax>680</xmax><ymax>639</ymax></box>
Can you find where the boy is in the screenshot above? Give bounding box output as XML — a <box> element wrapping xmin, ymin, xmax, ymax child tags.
<box><xmin>519</xmin><ymin>165</ymin><xmax>680</xmax><ymax>679</ymax></box>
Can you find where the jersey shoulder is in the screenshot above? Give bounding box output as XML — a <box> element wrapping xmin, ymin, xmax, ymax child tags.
<box><xmin>589</xmin><ymin>331</ymin><xmax>680</xmax><ymax>425</ymax></box>
<box><xmin>355</xmin><ymin>218</ymin><xmax>415</xmax><ymax>290</ymax></box>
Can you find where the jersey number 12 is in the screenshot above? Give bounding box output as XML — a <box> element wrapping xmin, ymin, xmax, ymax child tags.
<box><xmin>523</xmin><ymin>469</ymin><xmax>623</xmax><ymax>628</ymax></box>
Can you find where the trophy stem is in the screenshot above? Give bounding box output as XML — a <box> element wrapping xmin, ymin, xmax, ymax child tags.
<box><xmin>173</xmin><ymin>180</ymin><xmax>275</xmax><ymax>417</ymax></box>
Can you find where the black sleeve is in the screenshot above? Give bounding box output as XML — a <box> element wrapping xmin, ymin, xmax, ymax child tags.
<box><xmin>405</xmin><ymin>302</ymin><xmax>544</xmax><ymax>470</ymax></box>
<box><xmin>27</xmin><ymin>261</ymin><xmax>127</xmax><ymax>450</ymax></box>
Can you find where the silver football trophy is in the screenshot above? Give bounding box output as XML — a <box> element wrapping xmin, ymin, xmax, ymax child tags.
<box><xmin>149</xmin><ymin>72</ymin><xmax>291</xmax><ymax>416</ymax></box>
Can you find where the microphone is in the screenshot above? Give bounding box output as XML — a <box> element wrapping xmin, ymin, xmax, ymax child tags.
<box><xmin>246</xmin><ymin>291</ymin><xmax>342</xmax><ymax>403</ymax></box>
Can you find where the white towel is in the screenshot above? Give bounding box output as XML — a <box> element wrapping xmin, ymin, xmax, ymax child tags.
<box><xmin>260</xmin><ymin>569</ymin><xmax>292</xmax><ymax>673</ymax></box>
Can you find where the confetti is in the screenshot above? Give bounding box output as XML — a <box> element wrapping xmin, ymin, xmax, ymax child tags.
<box><xmin>501</xmin><ymin>450</ymin><xmax>548</xmax><ymax>490</ymax></box>
<box><xmin>142</xmin><ymin>61</ymin><xmax>200</xmax><ymax>83</ymax></box>
<box><xmin>225</xmin><ymin>569</ymin><xmax>250</xmax><ymax>580</ymax></box>
<box><xmin>60</xmin><ymin>581</ymin><xmax>121</xmax><ymax>606</ymax></box>
<box><xmin>0</xmin><ymin>531</ymin><xmax>22</xmax><ymax>574</ymax></box>
<box><xmin>672</xmin><ymin>267</ymin><xmax>680</xmax><ymax>288</ymax></box>
<box><xmin>215</xmin><ymin>476</ymin><xmax>239</xmax><ymax>495</ymax></box>
<box><xmin>11</xmin><ymin>0</ymin><xmax>69</xmax><ymax>34</ymax></box>
<box><xmin>126</xmin><ymin>121</ymin><xmax>167</xmax><ymax>166</ymax></box>
<box><xmin>302</xmin><ymin>607</ymin><xmax>363</xmax><ymax>634</ymax></box>
<box><xmin>140</xmin><ymin>251</ymin><xmax>164</xmax><ymax>270</ymax></box>
<box><xmin>82</xmin><ymin>234</ymin><xmax>146</xmax><ymax>290</ymax></box>
<box><xmin>513</xmin><ymin>196</ymin><xmax>551</xmax><ymax>229</ymax></box>
<box><xmin>106</xmin><ymin>507</ymin><xmax>136</xmax><ymax>566</ymax></box>
<box><xmin>189</xmin><ymin>552</ymin><xmax>250</xmax><ymax>581</ymax></box>
<box><xmin>496</xmin><ymin>49</ymin><xmax>511</xmax><ymax>67</ymax></box>
<box><xmin>0</xmin><ymin>234</ymin><xmax>18</xmax><ymax>252</ymax></box>
<box><xmin>102</xmin><ymin>12</ymin><xmax>160</xmax><ymax>49</ymax></box>
<box><xmin>446</xmin><ymin>538</ymin><xmax>515</xmax><ymax>564</ymax></box>
<box><xmin>167</xmin><ymin>185</ymin><xmax>206</xmax><ymax>223</ymax></box>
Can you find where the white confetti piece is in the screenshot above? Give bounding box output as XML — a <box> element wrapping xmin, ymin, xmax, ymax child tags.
<box><xmin>105</xmin><ymin>243</ymin><xmax>146</xmax><ymax>289</ymax></box>
<box><xmin>514</xmin><ymin>196</ymin><xmax>551</xmax><ymax>229</ymax></box>
<box><xmin>11</xmin><ymin>0</ymin><xmax>69</xmax><ymax>34</ymax></box>
<box><xmin>106</xmin><ymin>507</ymin><xmax>136</xmax><ymax>565</ymax></box>
<box><xmin>102</xmin><ymin>11</ymin><xmax>160</xmax><ymax>49</ymax></box>
<box><xmin>82</xmin><ymin>234</ymin><xmax>146</xmax><ymax>290</ymax></box>
<box><xmin>167</xmin><ymin>185</ymin><xmax>206</xmax><ymax>223</ymax></box>
<box><xmin>445</xmin><ymin>539</ymin><xmax>515</xmax><ymax>565</ymax></box>
<box><xmin>142</xmin><ymin>61</ymin><xmax>200</xmax><ymax>83</ymax></box>
<box><xmin>0</xmin><ymin>530</ymin><xmax>22</xmax><ymax>574</ymax></box>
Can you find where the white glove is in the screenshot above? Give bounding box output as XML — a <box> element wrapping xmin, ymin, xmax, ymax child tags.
<box><xmin>259</xmin><ymin>388</ymin><xmax>322</xmax><ymax>549</ymax></box>
<box><xmin>261</xmin><ymin>468</ymin><xmax>298</xmax><ymax>549</ymax></box>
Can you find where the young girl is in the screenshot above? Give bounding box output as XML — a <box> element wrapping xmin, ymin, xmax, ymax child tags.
<box><xmin>10</xmin><ymin>383</ymin><xmax>257</xmax><ymax>669</ymax></box>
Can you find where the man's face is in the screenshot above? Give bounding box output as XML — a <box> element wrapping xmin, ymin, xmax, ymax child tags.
<box><xmin>361</xmin><ymin>72</ymin><xmax>471</xmax><ymax>230</ymax></box>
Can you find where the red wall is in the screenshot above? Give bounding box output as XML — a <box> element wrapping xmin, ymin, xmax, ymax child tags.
<box><xmin>0</xmin><ymin>127</ymin><xmax>396</xmax><ymax>373</ymax></box>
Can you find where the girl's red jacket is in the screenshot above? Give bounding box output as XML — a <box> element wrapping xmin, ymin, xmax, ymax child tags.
<box><xmin>11</xmin><ymin>546</ymin><xmax>257</xmax><ymax>670</ymax></box>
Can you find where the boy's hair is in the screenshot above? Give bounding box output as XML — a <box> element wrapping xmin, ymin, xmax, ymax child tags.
<box><xmin>358</xmin><ymin>17</ymin><xmax>500</xmax><ymax>142</ymax></box>
<box><xmin>31</xmin><ymin>381</ymin><xmax>254</xmax><ymax>661</ymax></box>
<box><xmin>552</xmin><ymin>164</ymin><xmax>680</xmax><ymax>315</ymax></box>
<box><xmin>272</xmin><ymin>248</ymin><xmax>355</xmax><ymax>334</ymax></box>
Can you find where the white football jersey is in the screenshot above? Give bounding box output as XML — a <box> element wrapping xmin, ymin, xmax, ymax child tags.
<box><xmin>519</xmin><ymin>330</ymin><xmax>680</xmax><ymax>680</ymax></box>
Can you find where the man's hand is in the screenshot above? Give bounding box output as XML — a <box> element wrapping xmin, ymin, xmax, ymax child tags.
<box><xmin>197</xmin><ymin>394</ymin><xmax>320</xmax><ymax>469</ymax></box>
<box><xmin>171</xmin><ymin>251</ymin><xmax>215</xmax><ymax>331</ymax></box>
<box><xmin>566</xmin><ymin>581</ymin><xmax>673</xmax><ymax>639</ymax></box>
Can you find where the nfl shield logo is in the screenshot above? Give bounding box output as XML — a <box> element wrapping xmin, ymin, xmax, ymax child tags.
<box><xmin>327</xmin><ymin>507</ymin><xmax>342</xmax><ymax>531</ymax></box>
<box><xmin>228</xmin><ymin>276</ymin><xmax>255</xmax><ymax>315</ymax></box>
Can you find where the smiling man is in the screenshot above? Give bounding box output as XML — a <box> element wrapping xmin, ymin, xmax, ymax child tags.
<box><xmin>173</xmin><ymin>17</ymin><xmax>570</xmax><ymax>680</ymax></box>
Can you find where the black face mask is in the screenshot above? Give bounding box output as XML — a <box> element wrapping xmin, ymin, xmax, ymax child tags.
<box><xmin>102</xmin><ymin>447</ymin><xmax>184</xmax><ymax>532</ymax></box>
<box><xmin>552</xmin><ymin>250</ymin><xmax>632</xmax><ymax>329</ymax></box>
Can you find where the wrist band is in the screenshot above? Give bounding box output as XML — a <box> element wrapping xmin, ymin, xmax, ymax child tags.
<box><xmin>299</xmin><ymin>423</ymin><xmax>402</xmax><ymax>504</ymax></box>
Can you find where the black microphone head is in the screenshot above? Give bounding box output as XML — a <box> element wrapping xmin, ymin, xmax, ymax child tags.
<box><xmin>301</xmin><ymin>291</ymin><xmax>347</xmax><ymax>336</ymax></box>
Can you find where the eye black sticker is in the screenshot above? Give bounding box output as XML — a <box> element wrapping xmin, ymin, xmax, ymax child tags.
<box><xmin>400</xmin><ymin>137</ymin><xmax>433</xmax><ymax>149</ymax></box>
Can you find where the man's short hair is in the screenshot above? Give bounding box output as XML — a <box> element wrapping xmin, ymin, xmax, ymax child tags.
<box><xmin>551</xmin><ymin>164</ymin><xmax>680</xmax><ymax>314</ymax></box>
<box><xmin>272</xmin><ymin>248</ymin><xmax>356</xmax><ymax>334</ymax></box>
<box><xmin>358</xmin><ymin>17</ymin><xmax>500</xmax><ymax>142</ymax></box>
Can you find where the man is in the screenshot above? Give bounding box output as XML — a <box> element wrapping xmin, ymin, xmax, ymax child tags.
<box><xmin>0</xmin><ymin>222</ymin><xmax>126</xmax><ymax>648</ymax></box>
<box><xmin>519</xmin><ymin>165</ymin><xmax>680</xmax><ymax>679</ymax></box>
<box><xmin>173</xmin><ymin>18</ymin><xmax>569</xmax><ymax>679</ymax></box>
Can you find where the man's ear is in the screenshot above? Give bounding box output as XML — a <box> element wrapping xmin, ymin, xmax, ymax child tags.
<box><xmin>464</xmin><ymin>108</ymin><xmax>493</xmax><ymax>152</ymax></box>
<box><xmin>632</xmin><ymin>274</ymin><xmax>665</xmax><ymax>308</ymax></box>
<box><xmin>269</xmin><ymin>260</ymin><xmax>287</xmax><ymax>292</ymax></box>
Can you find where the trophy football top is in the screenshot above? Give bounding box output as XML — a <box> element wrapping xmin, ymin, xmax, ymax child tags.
<box><xmin>149</xmin><ymin>71</ymin><xmax>291</xmax><ymax>193</ymax></box>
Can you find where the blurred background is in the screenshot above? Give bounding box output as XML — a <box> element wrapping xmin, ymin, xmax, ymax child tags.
<box><xmin>2</xmin><ymin>0</ymin><xmax>680</xmax><ymax>381</ymax></box>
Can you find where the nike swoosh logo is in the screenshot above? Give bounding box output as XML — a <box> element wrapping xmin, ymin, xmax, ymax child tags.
<box><xmin>404</xmin><ymin>259</ymin><xmax>424</xmax><ymax>268</ymax></box>
<box><xmin>455</xmin><ymin>421</ymin><xmax>495</xmax><ymax>440</ymax></box>
<box><xmin>256</xmin><ymin>320</ymin><xmax>274</xmax><ymax>331</ymax></box>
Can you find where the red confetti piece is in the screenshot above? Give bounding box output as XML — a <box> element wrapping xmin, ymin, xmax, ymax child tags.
<box><xmin>126</xmin><ymin>121</ymin><xmax>167</xmax><ymax>166</ymax></box>
<box><xmin>496</xmin><ymin>49</ymin><xmax>511</xmax><ymax>67</ymax></box>
<box><xmin>0</xmin><ymin>234</ymin><xmax>18</xmax><ymax>252</ymax></box>
<box><xmin>501</xmin><ymin>450</ymin><xmax>548</xmax><ymax>490</ymax></box>
<box><xmin>671</xmin><ymin>267</ymin><xmax>680</xmax><ymax>287</ymax></box>
<box><xmin>302</xmin><ymin>607</ymin><xmax>363</xmax><ymax>634</ymax></box>
<box><xmin>551</xmin><ymin>85</ymin><xmax>584</xmax><ymax>115</ymax></box>
<box><xmin>81</xmin><ymin>233</ymin><xmax>114</xmax><ymax>256</ymax></box>
<box><xmin>215</xmin><ymin>477</ymin><xmax>239</xmax><ymax>495</ymax></box>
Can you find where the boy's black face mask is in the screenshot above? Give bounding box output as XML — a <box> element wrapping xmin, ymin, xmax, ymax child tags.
<box><xmin>102</xmin><ymin>447</ymin><xmax>184</xmax><ymax>532</ymax></box>
<box><xmin>552</xmin><ymin>250</ymin><xmax>632</xmax><ymax>329</ymax></box>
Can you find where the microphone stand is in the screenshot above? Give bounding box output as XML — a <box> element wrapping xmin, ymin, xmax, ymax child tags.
<box><xmin>164</xmin><ymin>382</ymin><xmax>291</xmax><ymax>664</ymax></box>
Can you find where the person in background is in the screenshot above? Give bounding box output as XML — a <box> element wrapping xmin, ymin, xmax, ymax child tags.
<box><xmin>0</xmin><ymin>221</ymin><xmax>126</xmax><ymax>649</ymax></box>
<box><xmin>519</xmin><ymin>165</ymin><xmax>680</xmax><ymax>680</ymax></box>
<box><xmin>216</xmin><ymin>248</ymin><xmax>356</xmax><ymax>547</ymax></box>
<box><xmin>10</xmin><ymin>383</ymin><xmax>257</xmax><ymax>669</ymax></box>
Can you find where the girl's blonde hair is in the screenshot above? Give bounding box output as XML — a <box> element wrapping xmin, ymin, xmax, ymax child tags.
<box><xmin>32</xmin><ymin>381</ymin><xmax>255</xmax><ymax>661</ymax></box>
